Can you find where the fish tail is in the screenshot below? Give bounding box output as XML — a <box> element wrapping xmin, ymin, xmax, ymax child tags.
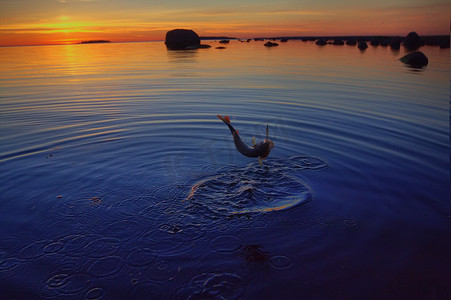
<box><xmin>217</xmin><ymin>114</ymin><xmax>231</xmax><ymax>124</ymax></box>
<box><xmin>217</xmin><ymin>115</ymin><xmax>238</xmax><ymax>135</ymax></box>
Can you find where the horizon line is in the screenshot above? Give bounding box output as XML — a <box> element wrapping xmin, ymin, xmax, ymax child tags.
<box><xmin>1</xmin><ymin>33</ymin><xmax>449</xmax><ymax>48</ymax></box>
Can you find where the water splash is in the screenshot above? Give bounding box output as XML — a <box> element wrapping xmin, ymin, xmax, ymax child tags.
<box><xmin>186</xmin><ymin>155</ymin><xmax>327</xmax><ymax>217</ymax></box>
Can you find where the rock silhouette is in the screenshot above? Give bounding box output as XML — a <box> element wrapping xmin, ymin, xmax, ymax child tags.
<box><xmin>400</xmin><ymin>51</ymin><xmax>428</xmax><ymax>68</ymax></box>
<box><xmin>389</xmin><ymin>36</ymin><xmax>401</xmax><ymax>50</ymax></box>
<box><xmin>264</xmin><ymin>41</ymin><xmax>279</xmax><ymax>47</ymax></box>
<box><xmin>358</xmin><ymin>41</ymin><xmax>368</xmax><ymax>50</ymax></box>
<box><xmin>403</xmin><ymin>32</ymin><xmax>421</xmax><ymax>51</ymax></box>
<box><xmin>165</xmin><ymin>29</ymin><xmax>201</xmax><ymax>50</ymax></box>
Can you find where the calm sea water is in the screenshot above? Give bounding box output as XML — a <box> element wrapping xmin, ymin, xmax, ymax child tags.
<box><xmin>0</xmin><ymin>40</ymin><xmax>449</xmax><ymax>299</ymax></box>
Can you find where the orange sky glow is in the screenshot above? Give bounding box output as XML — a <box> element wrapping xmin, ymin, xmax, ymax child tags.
<box><xmin>0</xmin><ymin>0</ymin><xmax>449</xmax><ymax>46</ymax></box>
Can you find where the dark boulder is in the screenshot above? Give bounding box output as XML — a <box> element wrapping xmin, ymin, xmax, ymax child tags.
<box><xmin>264</xmin><ymin>41</ymin><xmax>279</xmax><ymax>47</ymax></box>
<box><xmin>315</xmin><ymin>39</ymin><xmax>327</xmax><ymax>46</ymax></box>
<box><xmin>400</xmin><ymin>51</ymin><xmax>428</xmax><ymax>68</ymax></box>
<box><xmin>219</xmin><ymin>39</ymin><xmax>230</xmax><ymax>44</ymax></box>
<box><xmin>389</xmin><ymin>36</ymin><xmax>401</xmax><ymax>50</ymax></box>
<box><xmin>358</xmin><ymin>41</ymin><xmax>368</xmax><ymax>50</ymax></box>
<box><xmin>333</xmin><ymin>39</ymin><xmax>344</xmax><ymax>45</ymax></box>
<box><xmin>403</xmin><ymin>32</ymin><xmax>421</xmax><ymax>51</ymax></box>
<box><xmin>165</xmin><ymin>29</ymin><xmax>201</xmax><ymax>50</ymax></box>
<box><xmin>346</xmin><ymin>39</ymin><xmax>357</xmax><ymax>46</ymax></box>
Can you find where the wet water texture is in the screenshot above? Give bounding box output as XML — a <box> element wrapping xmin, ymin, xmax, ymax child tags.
<box><xmin>187</xmin><ymin>156</ymin><xmax>327</xmax><ymax>215</ymax></box>
<box><xmin>0</xmin><ymin>155</ymin><xmax>332</xmax><ymax>299</ymax></box>
<box><xmin>0</xmin><ymin>41</ymin><xmax>450</xmax><ymax>299</ymax></box>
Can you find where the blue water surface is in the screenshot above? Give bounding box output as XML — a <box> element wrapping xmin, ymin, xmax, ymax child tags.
<box><xmin>0</xmin><ymin>40</ymin><xmax>449</xmax><ymax>299</ymax></box>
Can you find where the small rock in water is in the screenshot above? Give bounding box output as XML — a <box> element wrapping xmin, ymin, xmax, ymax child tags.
<box><xmin>358</xmin><ymin>41</ymin><xmax>368</xmax><ymax>50</ymax></box>
<box><xmin>389</xmin><ymin>36</ymin><xmax>401</xmax><ymax>50</ymax></box>
<box><xmin>264</xmin><ymin>41</ymin><xmax>279</xmax><ymax>47</ymax></box>
<box><xmin>403</xmin><ymin>31</ymin><xmax>421</xmax><ymax>51</ymax></box>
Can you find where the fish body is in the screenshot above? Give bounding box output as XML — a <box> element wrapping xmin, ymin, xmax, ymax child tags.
<box><xmin>217</xmin><ymin>115</ymin><xmax>274</xmax><ymax>162</ymax></box>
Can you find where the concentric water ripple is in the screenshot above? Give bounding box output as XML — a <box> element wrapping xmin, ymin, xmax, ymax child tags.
<box><xmin>178</xmin><ymin>272</ymin><xmax>245</xmax><ymax>300</ymax></box>
<box><xmin>186</xmin><ymin>155</ymin><xmax>327</xmax><ymax>216</ymax></box>
<box><xmin>1</xmin><ymin>41</ymin><xmax>448</xmax><ymax>299</ymax></box>
<box><xmin>40</xmin><ymin>273</ymin><xmax>91</xmax><ymax>297</ymax></box>
<box><xmin>87</xmin><ymin>256</ymin><xmax>124</xmax><ymax>278</ymax></box>
<box><xmin>125</xmin><ymin>248</ymin><xmax>157</xmax><ymax>267</ymax></box>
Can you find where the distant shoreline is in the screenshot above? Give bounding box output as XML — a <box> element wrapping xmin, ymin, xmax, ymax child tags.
<box><xmin>200</xmin><ymin>36</ymin><xmax>237</xmax><ymax>40</ymax></box>
<box><xmin>251</xmin><ymin>35</ymin><xmax>449</xmax><ymax>41</ymax></box>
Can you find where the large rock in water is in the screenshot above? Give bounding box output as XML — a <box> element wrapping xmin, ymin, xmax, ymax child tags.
<box><xmin>165</xmin><ymin>29</ymin><xmax>200</xmax><ymax>50</ymax></box>
<box><xmin>400</xmin><ymin>51</ymin><xmax>428</xmax><ymax>68</ymax></box>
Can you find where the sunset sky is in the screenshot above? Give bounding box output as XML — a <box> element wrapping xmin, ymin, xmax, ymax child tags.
<box><xmin>0</xmin><ymin>0</ymin><xmax>449</xmax><ymax>46</ymax></box>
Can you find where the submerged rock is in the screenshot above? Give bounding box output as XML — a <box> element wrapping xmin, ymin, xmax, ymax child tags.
<box><xmin>315</xmin><ymin>39</ymin><xmax>327</xmax><ymax>46</ymax></box>
<box><xmin>400</xmin><ymin>51</ymin><xmax>428</xmax><ymax>68</ymax></box>
<box><xmin>165</xmin><ymin>29</ymin><xmax>201</xmax><ymax>50</ymax></box>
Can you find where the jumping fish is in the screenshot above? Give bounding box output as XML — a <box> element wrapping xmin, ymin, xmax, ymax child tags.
<box><xmin>217</xmin><ymin>115</ymin><xmax>274</xmax><ymax>165</ymax></box>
